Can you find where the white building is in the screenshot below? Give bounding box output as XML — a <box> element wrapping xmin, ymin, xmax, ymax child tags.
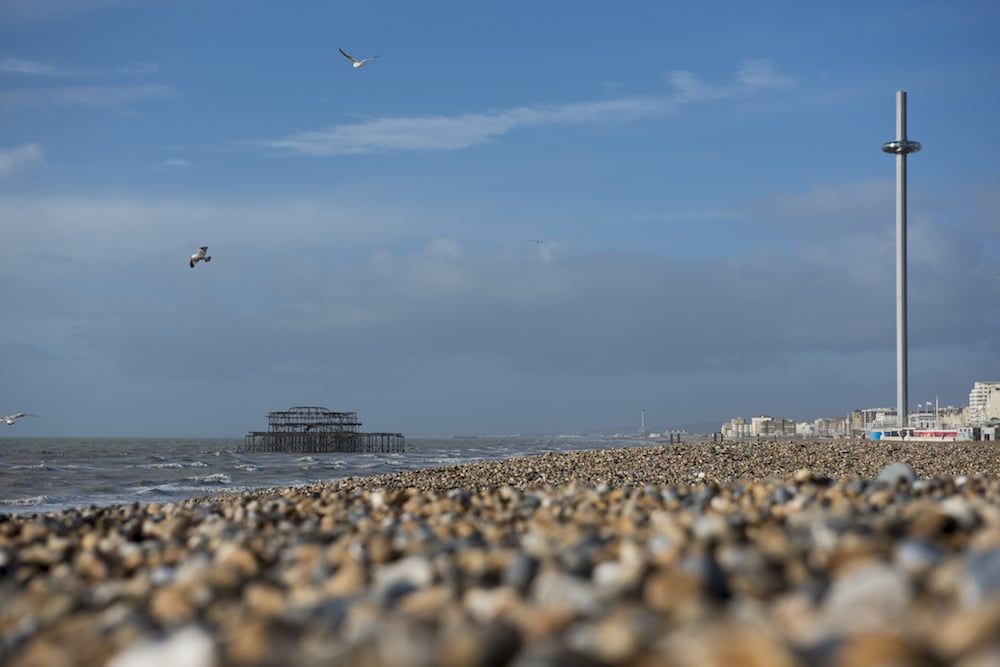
<box><xmin>795</xmin><ymin>421</ymin><xmax>816</xmax><ymax>436</ymax></box>
<box><xmin>721</xmin><ymin>417</ymin><xmax>750</xmax><ymax>438</ymax></box>
<box><xmin>969</xmin><ymin>381</ymin><xmax>1000</xmax><ymax>426</ymax></box>
<box><xmin>721</xmin><ymin>415</ymin><xmax>800</xmax><ymax>438</ymax></box>
<box><xmin>814</xmin><ymin>417</ymin><xmax>850</xmax><ymax>437</ymax></box>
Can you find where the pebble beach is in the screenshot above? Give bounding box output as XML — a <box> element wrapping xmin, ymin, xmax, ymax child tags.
<box><xmin>2</xmin><ymin>439</ymin><xmax>1000</xmax><ymax>667</ymax></box>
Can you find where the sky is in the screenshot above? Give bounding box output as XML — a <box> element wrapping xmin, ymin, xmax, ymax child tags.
<box><xmin>1</xmin><ymin>0</ymin><xmax>998</xmax><ymax>437</ymax></box>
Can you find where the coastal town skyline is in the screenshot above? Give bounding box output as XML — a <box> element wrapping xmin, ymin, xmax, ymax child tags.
<box><xmin>2</xmin><ymin>1</ymin><xmax>998</xmax><ymax>436</ymax></box>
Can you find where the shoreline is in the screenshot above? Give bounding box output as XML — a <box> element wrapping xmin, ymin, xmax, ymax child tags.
<box><xmin>3</xmin><ymin>440</ymin><xmax>1000</xmax><ymax>666</ymax></box>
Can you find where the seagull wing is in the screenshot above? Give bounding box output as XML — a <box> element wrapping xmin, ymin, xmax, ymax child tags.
<box><xmin>200</xmin><ymin>246</ymin><xmax>209</xmax><ymax>252</ymax></box>
<box><xmin>339</xmin><ymin>48</ymin><xmax>359</xmax><ymax>63</ymax></box>
<box><xmin>12</xmin><ymin>412</ymin><xmax>35</xmax><ymax>419</ymax></box>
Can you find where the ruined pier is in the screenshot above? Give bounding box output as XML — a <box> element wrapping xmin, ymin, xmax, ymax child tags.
<box><xmin>241</xmin><ymin>406</ymin><xmax>404</xmax><ymax>453</ymax></box>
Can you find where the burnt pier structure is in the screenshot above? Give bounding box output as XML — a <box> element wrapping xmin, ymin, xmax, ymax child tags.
<box><xmin>242</xmin><ymin>406</ymin><xmax>404</xmax><ymax>453</ymax></box>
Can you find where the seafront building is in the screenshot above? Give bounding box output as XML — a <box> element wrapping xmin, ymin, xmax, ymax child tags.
<box><xmin>968</xmin><ymin>381</ymin><xmax>1000</xmax><ymax>426</ymax></box>
<box><xmin>720</xmin><ymin>381</ymin><xmax>997</xmax><ymax>441</ymax></box>
<box><xmin>721</xmin><ymin>415</ymin><xmax>847</xmax><ymax>438</ymax></box>
<box><xmin>719</xmin><ymin>416</ymin><xmax>788</xmax><ymax>438</ymax></box>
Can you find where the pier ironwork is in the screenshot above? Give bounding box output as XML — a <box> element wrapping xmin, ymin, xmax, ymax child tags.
<box><xmin>241</xmin><ymin>406</ymin><xmax>404</xmax><ymax>453</ymax></box>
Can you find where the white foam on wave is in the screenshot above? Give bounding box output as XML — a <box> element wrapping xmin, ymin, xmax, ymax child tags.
<box><xmin>188</xmin><ymin>473</ymin><xmax>232</xmax><ymax>485</ymax></box>
<box><xmin>234</xmin><ymin>464</ymin><xmax>258</xmax><ymax>472</ymax></box>
<box><xmin>138</xmin><ymin>460</ymin><xmax>211</xmax><ymax>470</ymax></box>
<box><xmin>0</xmin><ymin>495</ymin><xmax>49</xmax><ymax>506</ymax></box>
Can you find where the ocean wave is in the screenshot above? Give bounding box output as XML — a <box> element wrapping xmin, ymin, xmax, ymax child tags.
<box><xmin>133</xmin><ymin>484</ymin><xmax>204</xmax><ymax>496</ymax></box>
<box><xmin>0</xmin><ymin>495</ymin><xmax>49</xmax><ymax>506</ymax></box>
<box><xmin>234</xmin><ymin>464</ymin><xmax>258</xmax><ymax>472</ymax></box>
<box><xmin>186</xmin><ymin>473</ymin><xmax>232</xmax><ymax>485</ymax></box>
<box><xmin>295</xmin><ymin>456</ymin><xmax>319</xmax><ymax>464</ymax></box>
<box><xmin>137</xmin><ymin>460</ymin><xmax>211</xmax><ymax>470</ymax></box>
<box><xmin>8</xmin><ymin>463</ymin><xmax>56</xmax><ymax>471</ymax></box>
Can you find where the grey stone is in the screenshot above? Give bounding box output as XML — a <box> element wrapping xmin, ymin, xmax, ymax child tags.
<box><xmin>502</xmin><ymin>554</ymin><xmax>539</xmax><ymax>593</ymax></box>
<box><xmin>373</xmin><ymin>556</ymin><xmax>434</xmax><ymax>595</ymax></box>
<box><xmin>772</xmin><ymin>485</ymin><xmax>795</xmax><ymax>504</ymax></box>
<box><xmin>877</xmin><ymin>462</ymin><xmax>917</xmax><ymax>486</ymax></box>
<box><xmin>961</xmin><ymin>549</ymin><xmax>1000</xmax><ymax>607</ymax></box>
<box><xmin>894</xmin><ymin>540</ymin><xmax>944</xmax><ymax>578</ymax></box>
<box><xmin>530</xmin><ymin>571</ymin><xmax>601</xmax><ymax>616</ymax></box>
<box><xmin>825</xmin><ymin>563</ymin><xmax>911</xmax><ymax>633</ymax></box>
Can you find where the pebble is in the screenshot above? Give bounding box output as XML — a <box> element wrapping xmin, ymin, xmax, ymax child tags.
<box><xmin>877</xmin><ymin>462</ymin><xmax>917</xmax><ymax>486</ymax></box>
<box><xmin>825</xmin><ymin>563</ymin><xmax>911</xmax><ymax>634</ymax></box>
<box><xmin>1</xmin><ymin>439</ymin><xmax>999</xmax><ymax>666</ymax></box>
<box><xmin>108</xmin><ymin>626</ymin><xmax>216</xmax><ymax>667</ymax></box>
<box><xmin>960</xmin><ymin>549</ymin><xmax>1000</xmax><ymax>606</ymax></box>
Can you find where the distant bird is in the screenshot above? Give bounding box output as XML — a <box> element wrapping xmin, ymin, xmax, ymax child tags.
<box><xmin>339</xmin><ymin>47</ymin><xmax>379</xmax><ymax>69</ymax></box>
<box><xmin>3</xmin><ymin>413</ymin><xmax>37</xmax><ymax>426</ymax></box>
<box><xmin>189</xmin><ymin>246</ymin><xmax>211</xmax><ymax>269</ymax></box>
<box><xmin>527</xmin><ymin>239</ymin><xmax>545</xmax><ymax>245</ymax></box>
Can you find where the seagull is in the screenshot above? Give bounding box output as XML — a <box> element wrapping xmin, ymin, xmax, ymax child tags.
<box><xmin>527</xmin><ymin>239</ymin><xmax>546</xmax><ymax>245</ymax></box>
<box><xmin>189</xmin><ymin>246</ymin><xmax>211</xmax><ymax>269</ymax></box>
<box><xmin>339</xmin><ymin>47</ymin><xmax>379</xmax><ymax>69</ymax></box>
<box><xmin>3</xmin><ymin>413</ymin><xmax>37</xmax><ymax>425</ymax></box>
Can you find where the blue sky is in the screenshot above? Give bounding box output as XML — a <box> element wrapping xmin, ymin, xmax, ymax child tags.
<box><xmin>1</xmin><ymin>0</ymin><xmax>998</xmax><ymax>436</ymax></box>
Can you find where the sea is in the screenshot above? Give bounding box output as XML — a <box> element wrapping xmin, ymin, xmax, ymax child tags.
<box><xmin>0</xmin><ymin>436</ymin><xmax>653</xmax><ymax>515</ymax></box>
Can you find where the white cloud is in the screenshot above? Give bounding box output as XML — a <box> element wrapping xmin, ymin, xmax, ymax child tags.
<box><xmin>666</xmin><ymin>58</ymin><xmax>795</xmax><ymax>103</ymax></box>
<box><xmin>261</xmin><ymin>60</ymin><xmax>795</xmax><ymax>157</ymax></box>
<box><xmin>737</xmin><ymin>59</ymin><xmax>797</xmax><ymax>89</ymax></box>
<box><xmin>666</xmin><ymin>70</ymin><xmax>729</xmax><ymax>103</ymax></box>
<box><xmin>0</xmin><ymin>84</ymin><xmax>173</xmax><ymax>110</ymax></box>
<box><xmin>259</xmin><ymin>97</ymin><xmax>669</xmax><ymax>156</ymax></box>
<box><xmin>423</xmin><ymin>238</ymin><xmax>464</xmax><ymax>259</ymax></box>
<box><xmin>0</xmin><ymin>57</ymin><xmax>66</xmax><ymax>76</ymax></box>
<box><xmin>0</xmin><ymin>143</ymin><xmax>42</xmax><ymax>178</ymax></box>
<box><xmin>0</xmin><ymin>57</ymin><xmax>159</xmax><ymax>77</ymax></box>
<box><xmin>160</xmin><ymin>158</ymin><xmax>193</xmax><ymax>168</ymax></box>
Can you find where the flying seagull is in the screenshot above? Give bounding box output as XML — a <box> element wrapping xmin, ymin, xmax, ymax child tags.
<box><xmin>189</xmin><ymin>246</ymin><xmax>211</xmax><ymax>269</ymax></box>
<box><xmin>3</xmin><ymin>413</ymin><xmax>37</xmax><ymax>425</ymax></box>
<box><xmin>527</xmin><ymin>239</ymin><xmax>546</xmax><ymax>245</ymax></box>
<box><xmin>339</xmin><ymin>47</ymin><xmax>379</xmax><ymax>69</ymax></box>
